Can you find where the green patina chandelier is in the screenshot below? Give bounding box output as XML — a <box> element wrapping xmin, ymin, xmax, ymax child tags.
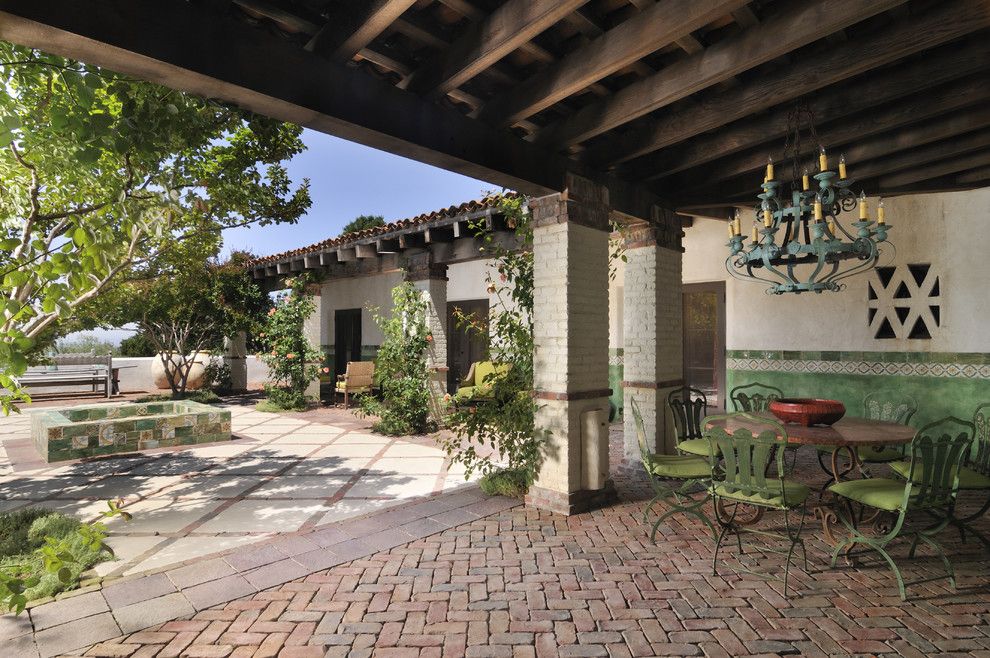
<box><xmin>726</xmin><ymin>106</ymin><xmax>891</xmax><ymax>294</ymax></box>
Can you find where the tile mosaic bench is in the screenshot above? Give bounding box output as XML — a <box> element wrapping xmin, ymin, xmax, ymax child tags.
<box><xmin>31</xmin><ymin>400</ymin><xmax>232</xmax><ymax>462</ymax></box>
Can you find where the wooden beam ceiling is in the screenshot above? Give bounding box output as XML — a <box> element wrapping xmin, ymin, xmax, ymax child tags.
<box><xmin>306</xmin><ymin>0</ymin><xmax>418</xmax><ymax>61</ymax></box>
<box><xmin>536</xmin><ymin>0</ymin><xmax>906</xmax><ymax>149</ymax></box>
<box><xmin>581</xmin><ymin>0</ymin><xmax>990</xmax><ymax>170</ymax></box>
<box><xmin>625</xmin><ymin>38</ymin><xmax>990</xmax><ymax>182</ymax></box>
<box><xmin>476</xmin><ymin>0</ymin><xmax>750</xmax><ymax>128</ymax></box>
<box><xmin>880</xmin><ymin>145</ymin><xmax>990</xmax><ymax>190</ymax></box>
<box><xmin>403</xmin><ymin>0</ymin><xmax>591</xmax><ymax>97</ymax></box>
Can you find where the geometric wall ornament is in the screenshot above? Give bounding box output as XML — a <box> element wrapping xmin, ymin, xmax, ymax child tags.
<box><xmin>867</xmin><ymin>263</ymin><xmax>941</xmax><ymax>340</ymax></box>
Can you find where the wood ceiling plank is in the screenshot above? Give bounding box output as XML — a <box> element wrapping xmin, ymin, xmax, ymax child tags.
<box><xmin>477</xmin><ymin>0</ymin><xmax>750</xmax><ymax>128</ymax></box>
<box><xmin>583</xmin><ymin>0</ymin><xmax>990</xmax><ymax>169</ymax></box>
<box><xmin>306</xmin><ymin>0</ymin><xmax>418</xmax><ymax>61</ymax></box>
<box><xmin>404</xmin><ymin>0</ymin><xmax>590</xmax><ymax>96</ymax></box>
<box><xmin>626</xmin><ymin>38</ymin><xmax>990</xmax><ymax>181</ymax></box>
<box><xmin>537</xmin><ymin>0</ymin><xmax>906</xmax><ymax>149</ymax></box>
<box><xmin>880</xmin><ymin>144</ymin><xmax>990</xmax><ymax>189</ymax></box>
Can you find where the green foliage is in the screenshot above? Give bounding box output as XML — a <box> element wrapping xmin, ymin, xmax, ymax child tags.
<box><xmin>258</xmin><ymin>278</ymin><xmax>321</xmax><ymax>410</ymax></box>
<box><xmin>203</xmin><ymin>357</ymin><xmax>233</xmax><ymax>394</ymax></box>
<box><xmin>135</xmin><ymin>390</ymin><xmax>221</xmax><ymax>404</ymax></box>
<box><xmin>0</xmin><ymin>501</ymin><xmax>129</xmax><ymax>613</ymax></box>
<box><xmin>359</xmin><ymin>282</ymin><xmax>434</xmax><ymax>435</ymax></box>
<box><xmin>440</xmin><ymin>194</ymin><xmax>546</xmax><ymax>489</ymax></box>
<box><xmin>0</xmin><ymin>44</ymin><xmax>310</xmax><ymax>414</ymax></box>
<box><xmin>55</xmin><ymin>333</ymin><xmax>116</xmax><ymax>356</ymax></box>
<box><xmin>117</xmin><ymin>332</ymin><xmax>156</xmax><ymax>357</ymax></box>
<box><xmin>478</xmin><ymin>468</ymin><xmax>529</xmax><ymax>498</ymax></box>
<box><xmin>341</xmin><ymin>214</ymin><xmax>385</xmax><ymax>236</ymax></box>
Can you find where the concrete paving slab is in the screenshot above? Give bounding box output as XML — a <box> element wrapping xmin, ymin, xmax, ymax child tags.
<box><xmin>194</xmin><ymin>499</ymin><xmax>327</xmax><ymax>534</ymax></box>
<box><xmin>101</xmin><ymin>498</ymin><xmax>225</xmax><ymax>534</ymax></box>
<box><xmin>33</xmin><ymin>612</ymin><xmax>121</xmax><ymax>658</ymax></box>
<box><xmin>246</xmin><ymin>475</ymin><xmax>348</xmax><ymax>499</ymax></box>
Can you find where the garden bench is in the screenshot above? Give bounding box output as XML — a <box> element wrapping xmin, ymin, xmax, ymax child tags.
<box><xmin>16</xmin><ymin>352</ymin><xmax>113</xmax><ymax>398</ymax></box>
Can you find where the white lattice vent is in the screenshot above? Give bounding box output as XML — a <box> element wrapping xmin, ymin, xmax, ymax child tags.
<box><xmin>867</xmin><ymin>264</ymin><xmax>941</xmax><ymax>340</ymax></box>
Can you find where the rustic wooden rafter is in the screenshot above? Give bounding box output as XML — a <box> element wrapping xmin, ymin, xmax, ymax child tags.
<box><xmin>306</xmin><ymin>0</ymin><xmax>418</xmax><ymax>61</ymax></box>
<box><xmin>880</xmin><ymin>146</ymin><xmax>990</xmax><ymax>190</ymax></box>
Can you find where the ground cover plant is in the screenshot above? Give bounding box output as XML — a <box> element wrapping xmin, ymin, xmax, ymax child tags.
<box><xmin>0</xmin><ymin>501</ymin><xmax>129</xmax><ymax>612</ymax></box>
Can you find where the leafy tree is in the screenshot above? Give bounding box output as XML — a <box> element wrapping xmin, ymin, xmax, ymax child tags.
<box><xmin>0</xmin><ymin>43</ymin><xmax>311</xmax><ymax>413</ymax></box>
<box><xmin>117</xmin><ymin>332</ymin><xmax>156</xmax><ymax>357</ymax></box>
<box><xmin>341</xmin><ymin>214</ymin><xmax>385</xmax><ymax>235</ymax></box>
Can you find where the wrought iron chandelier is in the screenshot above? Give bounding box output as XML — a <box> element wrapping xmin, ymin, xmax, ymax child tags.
<box><xmin>726</xmin><ymin>106</ymin><xmax>891</xmax><ymax>294</ymax></box>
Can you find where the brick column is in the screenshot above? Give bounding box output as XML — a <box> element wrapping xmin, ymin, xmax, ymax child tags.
<box><xmin>407</xmin><ymin>256</ymin><xmax>449</xmax><ymax>411</ymax></box>
<box><xmin>303</xmin><ymin>285</ymin><xmax>325</xmax><ymax>401</ymax></box>
<box><xmin>526</xmin><ymin>175</ymin><xmax>615</xmax><ymax>516</ymax></box>
<box><xmin>224</xmin><ymin>331</ymin><xmax>247</xmax><ymax>392</ymax></box>
<box><xmin>622</xmin><ymin>208</ymin><xmax>684</xmax><ymax>462</ymax></box>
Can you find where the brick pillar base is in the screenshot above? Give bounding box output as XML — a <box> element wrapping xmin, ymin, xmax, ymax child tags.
<box><xmin>621</xmin><ymin>213</ymin><xmax>684</xmax><ymax>461</ymax></box>
<box><xmin>527</xmin><ymin>177</ymin><xmax>616</xmax><ymax>515</ymax></box>
<box><xmin>224</xmin><ymin>331</ymin><xmax>247</xmax><ymax>392</ymax></box>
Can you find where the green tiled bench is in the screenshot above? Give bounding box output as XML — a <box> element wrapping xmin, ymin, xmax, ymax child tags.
<box><xmin>31</xmin><ymin>400</ymin><xmax>232</xmax><ymax>462</ymax></box>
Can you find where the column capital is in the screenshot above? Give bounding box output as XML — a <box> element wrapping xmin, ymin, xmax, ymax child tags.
<box><xmin>404</xmin><ymin>252</ymin><xmax>448</xmax><ymax>281</ymax></box>
<box><xmin>530</xmin><ymin>173</ymin><xmax>610</xmax><ymax>232</ymax></box>
<box><xmin>621</xmin><ymin>206</ymin><xmax>684</xmax><ymax>251</ymax></box>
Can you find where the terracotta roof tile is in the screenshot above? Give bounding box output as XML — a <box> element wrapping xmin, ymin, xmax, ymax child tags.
<box><xmin>248</xmin><ymin>192</ymin><xmax>516</xmax><ymax>267</ymax></box>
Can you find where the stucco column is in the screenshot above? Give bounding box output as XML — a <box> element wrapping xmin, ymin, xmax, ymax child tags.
<box><xmin>622</xmin><ymin>210</ymin><xmax>685</xmax><ymax>462</ymax></box>
<box><xmin>224</xmin><ymin>331</ymin><xmax>247</xmax><ymax>392</ymax></box>
<box><xmin>303</xmin><ymin>284</ymin><xmax>325</xmax><ymax>401</ymax></box>
<box><xmin>407</xmin><ymin>257</ymin><xmax>448</xmax><ymax>414</ymax></box>
<box><xmin>526</xmin><ymin>175</ymin><xmax>614</xmax><ymax>516</ymax></box>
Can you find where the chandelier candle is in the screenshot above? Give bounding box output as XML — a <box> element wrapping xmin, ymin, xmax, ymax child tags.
<box><xmin>725</xmin><ymin>108</ymin><xmax>892</xmax><ymax>295</ymax></box>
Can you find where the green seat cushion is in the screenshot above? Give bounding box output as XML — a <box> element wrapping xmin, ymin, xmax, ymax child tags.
<box><xmin>857</xmin><ymin>445</ymin><xmax>904</xmax><ymax>463</ymax></box>
<box><xmin>677</xmin><ymin>438</ymin><xmax>720</xmax><ymax>458</ymax></box>
<box><xmin>889</xmin><ymin>460</ymin><xmax>990</xmax><ymax>490</ymax></box>
<box><xmin>646</xmin><ymin>454</ymin><xmax>711</xmax><ymax>479</ymax></box>
<box><xmin>828</xmin><ymin>478</ymin><xmax>908</xmax><ymax>512</ymax></box>
<box><xmin>711</xmin><ymin>479</ymin><xmax>809</xmax><ymax>508</ymax></box>
<box><xmin>455</xmin><ymin>385</ymin><xmax>477</xmax><ymax>400</ymax></box>
<box><xmin>336</xmin><ymin>384</ymin><xmax>370</xmax><ymax>394</ymax></box>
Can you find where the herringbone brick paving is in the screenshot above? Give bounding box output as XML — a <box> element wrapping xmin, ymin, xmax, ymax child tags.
<box><xmin>71</xmin><ymin>447</ymin><xmax>990</xmax><ymax>658</ymax></box>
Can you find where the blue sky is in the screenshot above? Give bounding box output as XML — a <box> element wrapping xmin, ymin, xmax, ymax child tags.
<box><xmin>223</xmin><ymin>129</ymin><xmax>495</xmax><ymax>257</ymax></box>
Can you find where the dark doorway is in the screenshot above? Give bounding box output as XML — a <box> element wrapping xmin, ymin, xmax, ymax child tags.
<box><xmin>446</xmin><ymin>300</ymin><xmax>489</xmax><ymax>393</ymax></box>
<box><xmin>334</xmin><ymin>308</ymin><xmax>362</xmax><ymax>380</ymax></box>
<box><xmin>682</xmin><ymin>282</ymin><xmax>726</xmax><ymax>409</ymax></box>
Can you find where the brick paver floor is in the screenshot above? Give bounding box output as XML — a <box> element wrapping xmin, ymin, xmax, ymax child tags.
<box><xmin>56</xmin><ymin>435</ymin><xmax>990</xmax><ymax>658</ymax></box>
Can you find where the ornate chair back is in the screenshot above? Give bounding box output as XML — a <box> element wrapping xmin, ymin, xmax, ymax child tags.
<box><xmin>969</xmin><ymin>403</ymin><xmax>990</xmax><ymax>478</ymax></box>
<box><xmin>904</xmin><ymin>417</ymin><xmax>975</xmax><ymax>511</ymax></box>
<box><xmin>864</xmin><ymin>391</ymin><xmax>917</xmax><ymax>425</ymax></box>
<box><xmin>705</xmin><ymin>413</ymin><xmax>793</xmax><ymax>507</ymax></box>
<box><xmin>667</xmin><ymin>386</ymin><xmax>708</xmax><ymax>444</ymax></box>
<box><xmin>729</xmin><ymin>382</ymin><xmax>783</xmax><ymax>412</ymax></box>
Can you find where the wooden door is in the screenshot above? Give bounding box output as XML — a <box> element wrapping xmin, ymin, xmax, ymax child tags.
<box><xmin>682</xmin><ymin>282</ymin><xmax>726</xmax><ymax>409</ymax></box>
<box><xmin>334</xmin><ymin>308</ymin><xmax>362</xmax><ymax>379</ymax></box>
<box><xmin>446</xmin><ymin>300</ymin><xmax>489</xmax><ymax>393</ymax></box>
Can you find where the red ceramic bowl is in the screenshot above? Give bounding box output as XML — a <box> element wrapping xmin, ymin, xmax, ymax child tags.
<box><xmin>769</xmin><ymin>398</ymin><xmax>846</xmax><ymax>427</ymax></box>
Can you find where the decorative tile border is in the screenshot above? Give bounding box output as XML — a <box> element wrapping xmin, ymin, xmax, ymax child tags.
<box><xmin>727</xmin><ymin>350</ymin><xmax>990</xmax><ymax>379</ymax></box>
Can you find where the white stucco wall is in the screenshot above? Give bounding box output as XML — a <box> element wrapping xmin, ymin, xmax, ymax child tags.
<box><xmin>319</xmin><ymin>271</ymin><xmax>404</xmax><ymax>346</ymax></box>
<box><xmin>446</xmin><ymin>259</ymin><xmax>497</xmax><ymax>302</ymax></box>
<box><xmin>678</xmin><ymin>188</ymin><xmax>990</xmax><ymax>353</ymax></box>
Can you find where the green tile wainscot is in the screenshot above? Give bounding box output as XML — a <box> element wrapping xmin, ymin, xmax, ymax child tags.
<box><xmin>31</xmin><ymin>400</ymin><xmax>232</xmax><ymax>462</ymax></box>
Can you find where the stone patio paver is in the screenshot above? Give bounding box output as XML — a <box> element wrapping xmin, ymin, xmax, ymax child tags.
<box><xmin>0</xmin><ymin>400</ymin><xmax>477</xmax><ymax>576</ymax></box>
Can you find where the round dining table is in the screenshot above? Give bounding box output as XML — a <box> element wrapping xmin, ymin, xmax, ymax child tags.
<box><xmin>705</xmin><ymin>412</ymin><xmax>916</xmax><ymax>481</ymax></box>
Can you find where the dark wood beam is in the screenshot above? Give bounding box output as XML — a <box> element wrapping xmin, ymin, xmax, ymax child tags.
<box><xmin>880</xmin><ymin>146</ymin><xmax>990</xmax><ymax>190</ymax></box>
<box><xmin>673</xmin><ymin>78</ymin><xmax>990</xmax><ymax>188</ymax></box>
<box><xmin>403</xmin><ymin>0</ymin><xmax>591</xmax><ymax>97</ymax></box>
<box><xmin>624</xmin><ymin>38</ymin><xmax>990</xmax><ymax>180</ymax></box>
<box><xmin>477</xmin><ymin>0</ymin><xmax>750</xmax><ymax>128</ymax></box>
<box><xmin>306</xmin><ymin>0</ymin><xmax>417</xmax><ymax>61</ymax></box>
<box><xmin>537</xmin><ymin>0</ymin><xmax>905</xmax><ymax>149</ymax></box>
<box><xmin>680</xmin><ymin>128</ymin><xmax>990</xmax><ymax>205</ymax></box>
<box><xmin>583</xmin><ymin>0</ymin><xmax>990</xmax><ymax>168</ymax></box>
<box><xmin>957</xmin><ymin>165</ymin><xmax>990</xmax><ymax>185</ymax></box>
<box><xmin>0</xmin><ymin>0</ymin><xmax>668</xmax><ymax>219</ymax></box>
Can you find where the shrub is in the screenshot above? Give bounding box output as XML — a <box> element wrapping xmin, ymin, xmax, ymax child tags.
<box><xmin>258</xmin><ymin>279</ymin><xmax>322</xmax><ymax>410</ymax></box>
<box><xmin>118</xmin><ymin>332</ymin><xmax>156</xmax><ymax>357</ymax></box>
<box><xmin>359</xmin><ymin>282</ymin><xmax>434</xmax><ymax>435</ymax></box>
<box><xmin>0</xmin><ymin>508</ymin><xmax>54</xmax><ymax>558</ymax></box>
<box><xmin>478</xmin><ymin>468</ymin><xmax>529</xmax><ymax>498</ymax></box>
<box><xmin>27</xmin><ymin>514</ymin><xmax>81</xmax><ymax>545</ymax></box>
<box><xmin>440</xmin><ymin>194</ymin><xmax>546</xmax><ymax>491</ymax></box>
<box><xmin>203</xmin><ymin>357</ymin><xmax>233</xmax><ymax>393</ymax></box>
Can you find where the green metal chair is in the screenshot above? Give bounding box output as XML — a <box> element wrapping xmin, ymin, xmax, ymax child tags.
<box><xmin>729</xmin><ymin>382</ymin><xmax>783</xmax><ymax>413</ymax></box>
<box><xmin>667</xmin><ymin>386</ymin><xmax>719</xmax><ymax>459</ymax></box>
<box><xmin>705</xmin><ymin>413</ymin><xmax>810</xmax><ymax>596</ymax></box>
<box><xmin>828</xmin><ymin>417</ymin><xmax>974</xmax><ymax>600</ymax></box>
<box><xmin>630</xmin><ymin>397</ymin><xmax>715</xmax><ymax>543</ymax></box>
<box><xmin>889</xmin><ymin>403</ymin><xmax>990</xmax><ymax>550</ymax></box>
<box><xmin>816</xmin><ymin>392</ymin><xmax>918</xmax><ymax>480</ymax></box>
